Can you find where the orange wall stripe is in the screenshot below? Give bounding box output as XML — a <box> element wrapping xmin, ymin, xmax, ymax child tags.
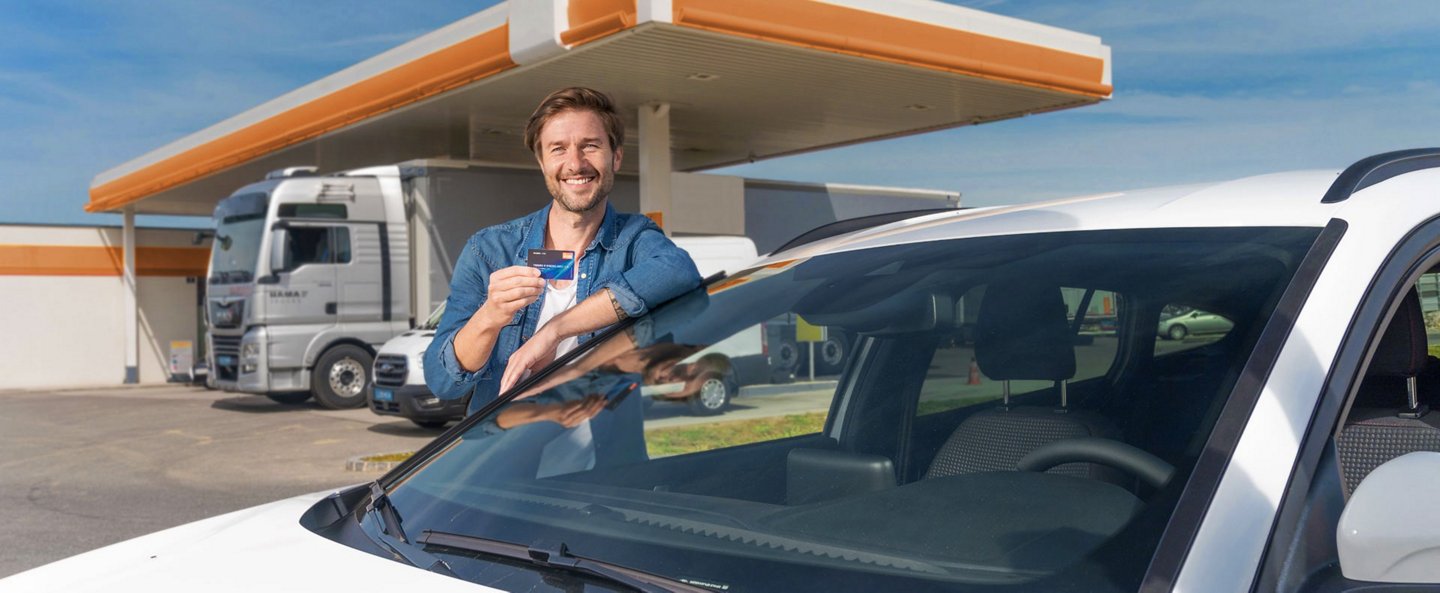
<box><xmin>562</xmin><ymin>0</ymin><xmax>637</xmax><ymax>46</ymax></box>
<box><xmin>87</xmin><ymin>26</ymin><xmax>516</xmax><ymax>214</ymax></box>
<box><xmin>0</xmin><ymin>245</ymin><xmax>210</xmax><ymax>277</ymax></box>
<box><xmin>673</xmin><ymin>0</ymin><xmax>1111</xmax><ymax>98</ymax></box>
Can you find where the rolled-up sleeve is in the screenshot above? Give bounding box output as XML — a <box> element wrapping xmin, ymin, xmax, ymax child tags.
<box><xmin>602</xmin><ymin>223</ymin><xmax>702</xmax><ymax>319</ymax></box>
<box><xmin>424</xmin><ymin>236</ymin><xmax>492</xmax><ymax>399</ymax></box>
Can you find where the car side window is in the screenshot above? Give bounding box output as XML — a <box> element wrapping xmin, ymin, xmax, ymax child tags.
<box><xmin>1155</xmin><ymin>304</ymin><xmax>1234</xmax><ymax>355</ymax></box>
<box><xmin>1416</xmin><ymin>272</ymin><xmax>1440</xmax><ymax>357</ymax></box>
<box><xmin>917</xmin><ymin>286</ymin><xmax>1123</xmax><ymax>416</ymax></box>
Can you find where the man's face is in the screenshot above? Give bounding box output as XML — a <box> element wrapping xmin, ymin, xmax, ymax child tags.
<box><xmin>536</xmin><ymin>109</ymin><xmax>622</xmax><ymax>214</ymax></box>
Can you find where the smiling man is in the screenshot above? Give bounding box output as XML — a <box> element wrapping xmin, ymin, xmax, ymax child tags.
<box><xmin>425</xmin><ymin>87</ymin><xmax>701</xmax><ymax>423</ymax></box>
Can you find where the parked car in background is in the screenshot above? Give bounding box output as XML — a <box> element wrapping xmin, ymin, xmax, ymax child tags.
<box><xmin>1156</xmin><ymin>308</ymin><xmax>1234</xmax><ymax>340</ymax></box>
<box><xmin>15</xmin><ymin>150</ymin><xmax>1440</xmax><ymax>592</ymax></box>
<box><xmin>370</xmin><ymin>306</ymin><xmax>462</xmax><ymax>429</ymax></box>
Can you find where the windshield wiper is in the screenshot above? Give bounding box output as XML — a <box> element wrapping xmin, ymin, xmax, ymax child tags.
<box><xmin>361</xmin><ymin>483</ymin><xmax>458</xmax><ymax>577</ymax></box>
<box><xmin>367</xmin><ymin>481</ymin><xmax>409</xmax><ymax>543</ymax></box>
<box><xmin>419</xmin><ymin>530</ymin><xmax>712</xmax><ymax>593</ymax></box>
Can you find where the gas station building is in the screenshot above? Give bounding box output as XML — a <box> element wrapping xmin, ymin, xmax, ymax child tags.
<box><xmin>0</xmin><ymin>0</ymin><xmax>1111</xmax><ymax>389</ymax></box>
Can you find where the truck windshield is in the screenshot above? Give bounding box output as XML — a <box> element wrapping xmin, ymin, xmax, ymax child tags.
<box><xmin>209</xmin><ymin>192</ymin><xmax>268</xmax><ymax>284</ymax></box>
<box><xmin>373</xmin><ymin>226</ymin><xmax>1322</xmax><ymax>592</ymax></box>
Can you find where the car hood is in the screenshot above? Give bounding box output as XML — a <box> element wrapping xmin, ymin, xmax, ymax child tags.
<box><xmin>0</xmin><ymin>489</ymin><xmax>488</xmax><ymax>592</ymax></box>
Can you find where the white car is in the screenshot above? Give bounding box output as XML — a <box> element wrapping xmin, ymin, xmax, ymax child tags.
<box><xmin>10</xmin><ymin>149</ymin><xmax>1440</xmax><ymax>592</ymax></box>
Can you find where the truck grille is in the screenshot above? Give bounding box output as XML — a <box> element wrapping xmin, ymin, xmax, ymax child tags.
<box><xmin>211</xmin><ymin>334</ymin><xmax>241</xmax><ymax>382</ymax></box>
<box><xmin>374</xmin><ymin>354</ymin><xmax>408</xmax><ymax>387</ymax></box>
<box><xmin>209</xmin><ymin>300</ymin><xmax>244</xmax><ymax>329</ymax></box>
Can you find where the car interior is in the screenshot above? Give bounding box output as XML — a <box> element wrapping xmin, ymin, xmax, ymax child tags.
<box><xmin>401</xmin><ymin>231</ymin><xmax>1321</xmax><ymax>590</ymax></box>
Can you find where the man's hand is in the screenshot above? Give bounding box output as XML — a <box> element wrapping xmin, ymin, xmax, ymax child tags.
<box><xmin>476</xmin><ymin>266</ymin><xmax>545</xmax><ymax>327</ymax></box>
<box><xmin>544</xmin><ymin>395</ymin><xmax>606</xmax><ymax>428</ymax></box>
<box><xmin>501</xmin><ymin>325</ymin><xmax>559</xmax><ymax>393</ymax></box>
<box><xmin>452</xmin><ymin>266</ymin><xmax>544</xmax><ymax>373</ymax></box>
<box><xmin>495</xmin><ymin>395</ymin><xmax>605</xmax><ymax>429</ymax></box>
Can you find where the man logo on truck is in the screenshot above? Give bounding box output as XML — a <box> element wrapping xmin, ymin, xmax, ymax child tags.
<box><xmin>424</xmin><ymin>87</ymin><xmax>701</xmax><ymax>472</ymax></box>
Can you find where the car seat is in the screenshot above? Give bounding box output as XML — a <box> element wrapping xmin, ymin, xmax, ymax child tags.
<box><xmin>1336</xmin><ymin>289</ymin><xmax>1440</xmax><ymax>495</ymax></box>
<box><xmin>925</xmin><ymin>282</ymin><xmax>1121</xmax><ymax>482</ymax></box>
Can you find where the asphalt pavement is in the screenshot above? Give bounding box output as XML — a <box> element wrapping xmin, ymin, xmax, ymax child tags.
<box><xmin>0</xmin><ymin>385</ymin><xmax>441</xmax><ymax>578</ymax></box>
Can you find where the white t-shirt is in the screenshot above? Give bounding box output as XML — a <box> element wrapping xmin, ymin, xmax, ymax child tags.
<box><xmin>535</xmin><ymin>279</ymin><xmax>580</xmax><ymax>358</ymax></box>
<box><xmin>533</xmin><ymin>279</ymin><xmax>590</xmax><ymax>477</ymax></box>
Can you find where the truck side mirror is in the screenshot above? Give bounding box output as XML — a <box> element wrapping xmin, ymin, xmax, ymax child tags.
<box><xmin>1337</xmin><ymin>451</ymin><xmax>1440</xmax><ymax>583</ymax></box>
<box><xmin>269</xmin><ymin>228</ymin><xmax>289</xmax><ymax>274</ymax></box>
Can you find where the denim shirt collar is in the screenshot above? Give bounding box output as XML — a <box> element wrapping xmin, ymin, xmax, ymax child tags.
<box><xmin>514</xmin><ymin>201</ymin><xmax>622</xmax><ymax>261</ymax></box>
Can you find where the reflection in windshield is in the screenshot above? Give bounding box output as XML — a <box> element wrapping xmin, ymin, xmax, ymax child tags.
<box><xmin>379</xmin><ymin>227</ymin><xmax>1321</xmax><ymax>592</ymax></box>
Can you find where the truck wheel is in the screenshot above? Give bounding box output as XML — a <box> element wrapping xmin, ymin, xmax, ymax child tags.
<box><xmin>818</xmin><ymin>333</ymin><xmax>847</xmax><ymax>374</ymax></box>
<box><xmin>266</xmin><ymin>392</ymin><xmax>311</xmax><ymax>405</ymax></box>
<box><xmin>312</xmin><ymin>345</ymin><xmax>372</xmax><ymax>409</ymax></box>
<box><xmin>775</xmin><ymin>341</ymin><xmax>801</xmax><ymax>374</ymax></box>
<box><xmin>688</xmin><ymin>373</ymin><xmax>733</xmax><ymax>416</ymax></box>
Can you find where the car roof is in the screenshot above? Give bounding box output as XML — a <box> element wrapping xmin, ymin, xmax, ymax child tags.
<box><xmin>758</xmin><ymin>169</ymin><xmax>1349</xmax><ymax>264</ymax></box>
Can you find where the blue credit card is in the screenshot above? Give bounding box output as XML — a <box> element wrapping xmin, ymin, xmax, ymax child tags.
<box><xmin>527</xmin><ymin>249</ymin><xmax>576</xmax><ymax>280</ymax></box>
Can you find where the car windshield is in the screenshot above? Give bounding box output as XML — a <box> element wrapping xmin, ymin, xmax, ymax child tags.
<box><xmin>209</xmin><ymin>192</ymin><xmax>268</xmax><ymax>284</ymax></box>
<box><xmin>380</xmin><ymin>227</ymin><xmax>1321</xmax><ymax>592</ymax></box>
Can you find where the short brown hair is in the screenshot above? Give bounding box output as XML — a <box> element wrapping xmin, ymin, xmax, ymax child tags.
<box><xmin>523</xmin><ymin>87</ymin><xmax>625</xmax><ymax>155</ymax></box>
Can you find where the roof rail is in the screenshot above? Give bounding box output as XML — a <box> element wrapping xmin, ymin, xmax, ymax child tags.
<box><xmin>1322</xmin><ymin>148</ymin><xmax>1440</xmax><ymax>203</ymax></box>
<box><xmin>770</xmin><ymin>208</ymin><xmax>960</xmax><ymax>254</ymax></box>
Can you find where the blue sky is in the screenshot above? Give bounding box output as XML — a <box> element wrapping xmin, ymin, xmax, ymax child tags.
<box><xmin>3</xmin><ymin>1</ymin><xmax>1440</xmax><ymax>227</ymax></box>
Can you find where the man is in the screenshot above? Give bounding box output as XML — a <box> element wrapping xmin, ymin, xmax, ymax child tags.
<box><xmin>424</xmin><ymin>87</ymin><xmax>702</xmax><ymax>424</ymax></box>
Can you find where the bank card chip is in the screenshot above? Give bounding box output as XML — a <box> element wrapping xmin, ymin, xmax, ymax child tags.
<box><xmin>527</xmin><ymin>249</ymin><xmax>576</xmax><ymax>280</ymax></box>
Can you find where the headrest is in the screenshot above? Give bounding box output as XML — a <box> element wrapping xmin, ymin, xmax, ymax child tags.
<box><xmin>975</xmin><ymin>282</ymin><xmax>1076</xmax><ymax>381</ymax></box>
<box><xmin>1369</xmin><ymin>289</ymin><xmax>1427</xmax><ymax>378</ymax></box>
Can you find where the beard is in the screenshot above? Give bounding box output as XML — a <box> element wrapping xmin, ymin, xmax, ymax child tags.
<box><xmin>546</xmin><ymin>167</ymin><xmax>614</xmax><ymax>214</ymax></box>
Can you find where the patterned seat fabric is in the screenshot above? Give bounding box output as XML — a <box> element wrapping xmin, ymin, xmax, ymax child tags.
<box><xmin>1336</xmin><ymin>289</ymin><xmax>1440</xmax><ymax>495</ymax></box>
<box><xmin>925</xmin><ymin>406</ymin><xmax>1117</xmax><ymax>480</ymax></box>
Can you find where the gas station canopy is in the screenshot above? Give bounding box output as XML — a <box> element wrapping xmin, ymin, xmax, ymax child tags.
<box><xmin>87</xmin><ymin>0</ymin><xmax>1111</xmax><ymax>216</ymax></box>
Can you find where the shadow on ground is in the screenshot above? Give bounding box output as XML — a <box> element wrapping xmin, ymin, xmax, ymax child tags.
<box><xmin>366</xmin><ymin>420</ymin><xmax>449</xmax><ymax>437</ymax></box>
<box><xmin>211</xmin><ymin>395</ymin><xmax>319</xmax><ymax>413</ymax></box>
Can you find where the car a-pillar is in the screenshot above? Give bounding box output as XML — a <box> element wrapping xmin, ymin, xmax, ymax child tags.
<box><xmin>311</xmin><ymin>342</ymin><xmax>374</xmax><ymax>409</ymax></box>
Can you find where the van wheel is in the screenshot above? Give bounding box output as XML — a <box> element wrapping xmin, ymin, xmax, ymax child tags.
<box><xmin>266</xmin><ymin>392</ymin><xmax>311</xmax><ymax>405</ymax></box>
<box><xmin>688</xmin><ymin>373</ymin><xmax>733</xmax><ymax>416</ymax></box>
<box><xmin>312</xmin><ymin>345</ymin><xmax>372</xmax><ymax>409</ymax></box>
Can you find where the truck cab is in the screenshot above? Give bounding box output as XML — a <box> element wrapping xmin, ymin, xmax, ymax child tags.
<box><xmin>206</xmin><ymin>166</ymin><xmax>410</xmax><ymax>408</ymax></box>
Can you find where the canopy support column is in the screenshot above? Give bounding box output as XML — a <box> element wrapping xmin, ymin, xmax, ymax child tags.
<box><xmin>122</xmin><ymin>207</ymin><xmax>139</xmax><ymax>384</ymax></box>
<box><xmin>638</xmin><ymin>102</ymin><xmax>672</xmax><ymax>234</ymax></box>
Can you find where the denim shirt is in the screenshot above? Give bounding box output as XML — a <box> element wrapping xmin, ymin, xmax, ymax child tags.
<box><xmin>423</xmin><ymin>202</ymin><xmax>702</xmax><ymax>415</ymax></box>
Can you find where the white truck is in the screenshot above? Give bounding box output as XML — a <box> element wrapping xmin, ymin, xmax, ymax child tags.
<box><xmin>205</xmin><ymin>160</ymin><xmax>955</xmax><ymax>409</ymax></box>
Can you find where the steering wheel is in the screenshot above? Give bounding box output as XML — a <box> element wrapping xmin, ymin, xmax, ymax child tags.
<box><xmin>1017</xmin><ymin>437</ymin><xmax>1175</xmax><ymax>490</ymax></box>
